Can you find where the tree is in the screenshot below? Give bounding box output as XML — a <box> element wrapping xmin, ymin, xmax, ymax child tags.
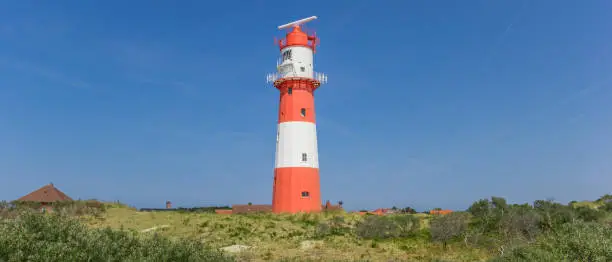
<box><xmin>491</xmin><ymin>197</ymin><xmax>508</xmax><ymax>211</ymax></box>
<box><xmin>533</xmin><ymin>199</ymin><xmax>575</xmax><ymax>231</ymax></box>
<box><xmin>499</xmin><ymin>205</ymin><xmax>541</xmax><ymax>241</ymax></box>
<box><xmin>430</xmin><ymin>212</ymin><xmax>471</xmax><ymax>248</ymax></box>
<box><xmin>596</xmin><ymin>194</ymin><xmax>612</xmax><ymax>203</ymax></box>
<box><xmin>401</xmin><ymin>207</ymin><xmax>417</xmax><ymax>214</ymax></box>
<box><xmin>468</xmin><ymin>198</ymin><xmax>496</xmax><ymax>233</ymax></box>
<box><xmin>468</xmin><ymin>199</ymin><xmax>493</xmax><ymax>218</ymax></box>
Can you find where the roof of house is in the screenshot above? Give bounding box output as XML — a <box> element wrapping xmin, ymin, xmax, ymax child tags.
<box><xmin>17</xmin><ymin>183</ymin><xmax>73</xmax><ymax>203</ymax></box>
<box><xmin>321</xmin><ymin>200</ymin><xmax>344</xmax><ymax>212</ymax></box>
<box><xmin>232</xmin><ymin>204</ymin><xmax>272</xmax><ymax>214</ymax></box>
<box><xmin>429</xmin><ymin>209</ymin><xmax>453</xmax><ymax>215</ymax></box>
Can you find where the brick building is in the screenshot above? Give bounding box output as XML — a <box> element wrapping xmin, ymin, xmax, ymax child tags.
<box><xmin>17</xmin><ymin>183</ymin><xmax>73</xmax><ymax>212</ymax></box>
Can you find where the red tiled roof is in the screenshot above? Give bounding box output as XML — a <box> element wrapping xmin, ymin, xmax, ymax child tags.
<box><xmin>215</xmin><ymin>209</ymin><xmax>233</xmax><ymax>214</ymax></box>
<box><xmin>17</xmin><ymin>183</ymin><xmax>73</xmax><ymax>203</ymax></box>
<box><xmin>430</xmin><ymin>209</ymin><xmax>453</xmax><ymax>215</ymax></box>
<box><xmin>232</xmin><ymin>204</ymin><xmax>272</xmax><ymax>214</ymax></box>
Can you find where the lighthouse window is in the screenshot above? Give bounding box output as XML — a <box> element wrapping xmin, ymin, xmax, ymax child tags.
<box><xmin>301</xmin><ymin>153</ymin><xmax>308</xmax><ymax>162</ymax></box>
<box><xmin>300</xmin><ymin>108</ymin><xmax>306</xmax><ymax>117</ymax></box>
<box><xmin>287</xmin><ymin>87</ymin><xmax>292</xmax><ymax>95</ymax></box>
<box><xmin>301</xmin><ymin>191</ymin><xmax>310</xmax><ymax>198</ymax></box>
<box><xmin>300</xmin><ymin>66</ymin><xmax>305</xmax><ymax>72</ymax></box>
<box><xmin>282</xmin><ymin>49</ymin><xmax>292</xmax><ymax>61</ymax></box>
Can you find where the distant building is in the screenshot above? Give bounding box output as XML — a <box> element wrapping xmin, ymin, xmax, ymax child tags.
<box><xmin>371</xmin><ymin>208</ymin><xmax>396</xmax><ymax>215</ymax></box>
<box><xmin>231</xmin><ymin>204</ymin><xmax>273</xmax><ymax>214</ymax></box>
<box><xmin>429</xmin><ymin>209</ymin><xmax>453</xmax><ymax>215</ymax></box>
<box><xmin>322</xmin><ymin>200</ymin><xmax>344</xmax><ymax>212</ymax></box>
<box><xmin>215</xmin><ymin>201</ymin><xmax>343</xmax><ymax>215</ymax></box>
<box><xmin>17</xmin><ymin>183</ymin><xmax>73</xmax><ymax>213</ymax></box>
<box><xmin>214</xmin><ymin>209</ymin><xmax>233</xmax><ymax>215</ymax></box>
<box><xmin>353</xmin><ymin>208</ymin><xmax>398</xmax><ymax>216</ymax></box>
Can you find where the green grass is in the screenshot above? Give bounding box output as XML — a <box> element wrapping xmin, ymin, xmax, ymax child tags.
<box><xmin>80</xmin><ymin>208</ymin><xmax>490</xmax><ymax>261</ymax></box>
<box><xmin>3</xmin><ymin>197</ymin><xmax>610</xmax><ymax>261</ymax></box>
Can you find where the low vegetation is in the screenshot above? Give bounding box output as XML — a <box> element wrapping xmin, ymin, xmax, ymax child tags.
<box><xmin>0</xmin><ymin>195</ymin><xmax>610</xmax><ymax>261</ymax></box>
<box><xmin>0</xmin><ymin>211</ymin><xmax>231</xmax><ymax>261</ymax></box>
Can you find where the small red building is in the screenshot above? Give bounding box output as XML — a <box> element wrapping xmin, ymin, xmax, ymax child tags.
<box><xmin>429</xmin><ymin>209</ymin><xmax>453</xmax><ymax>215</ymax></box>
<box><xmin>17</xmin><ymin>183</ymin><xmax>73</xmax><ymax>212</ymax></box>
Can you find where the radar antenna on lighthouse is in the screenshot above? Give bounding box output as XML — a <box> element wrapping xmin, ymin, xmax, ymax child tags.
<box><xmin>277</xmin><ymin>16</ymin><xmax>317</xmax><ymax>30</ymax></box>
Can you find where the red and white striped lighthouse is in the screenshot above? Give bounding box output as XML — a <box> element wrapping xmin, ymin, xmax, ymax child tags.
<box><xmin>266</xmin><ymin>16</ymin><xmax>328</xmax><ymax>214</ymax></box>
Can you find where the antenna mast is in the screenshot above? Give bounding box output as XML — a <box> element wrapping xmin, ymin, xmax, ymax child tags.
<box><xmin>277</xmin><ymin>16</ymin><xmax>318</xmax><ymax>30</ymax></box>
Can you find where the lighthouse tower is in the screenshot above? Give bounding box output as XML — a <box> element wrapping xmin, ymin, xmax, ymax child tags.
<box><xmin>266</xmin><ymin>16</ymin><xmax>328</xmax><ymax>214</ymax></box>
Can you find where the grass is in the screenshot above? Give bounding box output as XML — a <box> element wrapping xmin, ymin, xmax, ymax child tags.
<box><xmin>4</xmin><ymin>198</ymin><xmax>610</xmax><ymax>261</ymax></box>
<box><xmin>81</xmin><ymin>208</ymin><xmax>490</xmax><ymax>261</ymax></box>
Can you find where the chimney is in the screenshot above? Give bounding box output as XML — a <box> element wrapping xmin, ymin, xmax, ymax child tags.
<box><xmin>166</xmin><ymin>201</ymin><xmax>172</xmax><ymax>209</ymax></box>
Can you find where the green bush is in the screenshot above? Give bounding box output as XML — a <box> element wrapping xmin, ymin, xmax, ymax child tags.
<box><xmin>10</xmin><ymin>200</ymin><xmax>107</xmax><ymax>217</ymax></box>
<box><xmin>574</xmin><ymin>206</ymin><xmax>606</xmax><ymax>222</ymax></box>
<box><xmin>491</xmin><ymin>221</ymin><xmax>612</xmax><ymax>262</ymax></box>
<box><xmin>0</xmin><ymin>211</ymin><xmax>233</xmax><ymax>262</ymax></box>
<box><xmin>533</xmin><ymin>200</ymin><xmax>576</xmax><ymax>231</ymax></box>
<box><xmin>430</xmin><ymin>212</ymin><xmax>470</xmax><ymax>247</ymax></box>
<box><xmin>498</xmin><ymin>207</ymin><xmax>541</xmax><ymax>241</ymax></box>
<box><xmin>315</xmin><ymin>215</ymin><xmax>350</xmax><ymax>238</ymax></box>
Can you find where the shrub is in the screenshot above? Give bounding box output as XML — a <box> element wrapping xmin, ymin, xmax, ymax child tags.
<box><xmin>10</xmin><ymin>200</ymin><xmax>107</xmax><ymax>217</ymax></box>
<box><xmin>355</xmin><ymin>215</ymin><xmax>420</xmax><ymax>239</ymax></box>
<box><xmin>597</xmin><ymin>194</ymin><xmax>612</xmax><ymax>204</ymax></box>
<box><xmin>430</xmin><ymin>212</ymin><xmax>470</xmax><ymax>247</ymax></box>
<box><xmin>315</xmin><ymin>215</ymin><xmax>350</xmax><ymax>238</ymax></box>
<box><xmin>492</xmin><ymin>221</ymin><xmax>612</xmax><ymax>262</ymax></box>
<box><xmin>498</xmin><ymin>207</ymin><xmax>541</xmax><ymax>241</ymax></box>
<box><xmin>0</xmin><ymin>211</ymin><xmax>233</xmax><ymax>261</ymax></box>
<box><xmin>468</xmin><ymin>198</ymin><xmax>504</xmax><ymax>233</ymax></box>
<box><xmin>574</xmin><ymin>206</ymin><xmax>606</xmax><ymax>222</ymax></box>
<box><xmin>533</xmin><ymin>200</ymin><xmax>575</xmax><ymax>231</ymax></box>
<box><xmin>400</xmin><ymin>206</ymin><xmax>417</xmax><ymax>214</ymax></box>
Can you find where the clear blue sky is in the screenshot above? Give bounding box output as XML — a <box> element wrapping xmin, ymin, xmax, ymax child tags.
<box><xmin>1</xmin><ymin>1</ymin><xmax>611</xmax><ymax>211</ymax></box>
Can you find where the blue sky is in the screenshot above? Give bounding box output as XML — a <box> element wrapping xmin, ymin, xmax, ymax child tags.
<box><xmin>1</xmin><ymin>1</ymin><xmax>611</xmax><ymax>211</ymax></box>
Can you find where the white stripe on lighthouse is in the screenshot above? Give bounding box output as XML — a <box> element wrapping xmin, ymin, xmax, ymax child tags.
<box><xmin>275</xmin><ymin>121</ymin><xmax>319</xmax><ymax>168</ymax></box>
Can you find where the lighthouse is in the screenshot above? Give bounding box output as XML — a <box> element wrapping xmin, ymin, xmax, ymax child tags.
<box><xmin>266</xmin><ymin>16</ymin><xmax>328</xmax><ymax>213</ymax></box>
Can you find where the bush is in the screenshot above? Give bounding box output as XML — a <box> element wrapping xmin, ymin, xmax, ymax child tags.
<box><xmin>0</xmin><ymin>211</ymin><xmax>233</xmax><ymax>261</ymax></box>
<box><xmin>498</xmin><ymin>207</ymin><xmax>541</xmax><ymax>241</ymax></box>
<box><xmin>467</xmin><ymin>197</ymin><xmax>505</xmax><ymax>233</ymax></box>
<box><xmin>574</xmin><ymin>206</ymin><xmax>606</xmax><ymax>222</ymax></box>
<box><xmin>492</xmin><ymin>221</ymin><xmax>612</xmax><ymax>262</ymax></box>
<box><xmin>10</xmin><ymin>200</ymin><xmax>107</xmax><ymax>217</ymax></box>
<box><xmin>430</xmin><ymin>212</ymin><xmax>470</xmax><ymax>247</ymax></box>
<box><xmin>355</xmin><ymin>215</ymin><xmax>420</xmax><ymax>239</ymax></box>
<box><xmin>315</xmin><ymin>215</ymin><xmax>350</xmax><ymax>238</ymax></box>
